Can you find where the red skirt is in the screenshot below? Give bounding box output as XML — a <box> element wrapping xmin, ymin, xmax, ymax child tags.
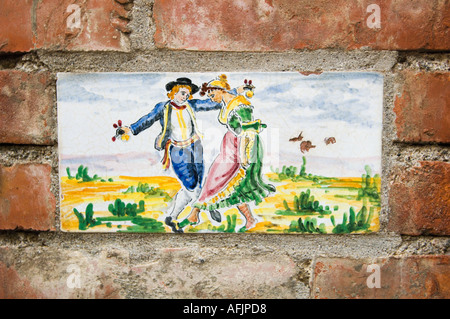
<box><xmin>197</xmin><ymin>131</ymin><xmax>241</xmax><ymax>202</ymax></box>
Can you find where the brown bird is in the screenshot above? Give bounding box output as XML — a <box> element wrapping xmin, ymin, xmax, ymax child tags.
<box><xmin>324</xmin><ymin>137</ymin><xmax>336</xmax><ymax>145</ymax></box>
<box><xmin>300</xmin><ymin>141</ymin><xmax>316</xmax><ymax>153</ymax></box>
<box><xmin>289</xmin><ymin>131</ymin><xmax>303</xmax><ymax>142</ymax></box>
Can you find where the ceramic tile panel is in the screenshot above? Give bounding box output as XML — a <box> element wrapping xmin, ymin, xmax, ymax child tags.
<box><xmin>57</xmin><ymin>72</ymin><xmax>382</xmax><ymax>233</ymax></box>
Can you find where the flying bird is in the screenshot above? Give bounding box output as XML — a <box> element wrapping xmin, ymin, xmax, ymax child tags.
<box><xmin>324</xmin><ymin>137</ymin><xmax>336</xmax><ymax>145</ymax></box>
<box><xmin>300</xmin><ymin>141</ymin><xmax>316</xmax><ymax>153</ymax></box>
<box><xmin>289</xmin><ymin>131</ymin><xmax>304</xmax><ymax>142</ymax></box>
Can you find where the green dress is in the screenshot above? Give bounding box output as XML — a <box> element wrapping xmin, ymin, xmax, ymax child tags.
<box><xmin>197</xmin><ymin>97</ymin><xmax>275</xmax><ymax>211</ymax></box>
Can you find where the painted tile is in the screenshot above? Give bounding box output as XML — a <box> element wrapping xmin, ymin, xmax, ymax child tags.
<box><xmin>57</xmin><ymin>72</ymin><xmax>382</xmax><ymax>233</ymax></box>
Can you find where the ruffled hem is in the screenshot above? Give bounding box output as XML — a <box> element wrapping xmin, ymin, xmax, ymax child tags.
<box><xmin>195</xmin><ymin>164</ymin><xmax>275</xmax><ymax>211</ymax></box>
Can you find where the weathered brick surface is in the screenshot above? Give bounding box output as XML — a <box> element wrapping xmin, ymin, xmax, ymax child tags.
<box><xmin>311</xmin><ymin>256</ymin><xmax>450</xmax><ymax>299</ymax></box>
<box><xmin>131</xmin><ymin>247</ymin><xmax>298</xmax><ymax>298</ymax></box>
<box><xmin>0</xmin><ymin>164</ymin><xmax>56</xmax><ymax>231</ymax></box>
<box><xmin>0</xmin><ymin>254</ymin><xmax>45</xmax><ymax>299</ymax></box>
<box><xmin>388</xmin><ymin>161</ymin><xmax>450</xmax><ymax>236</ymax></box>
<box><xmin>0</xmin><ymin>247</ymin><xmax>125</xmax><ymax>299</ymax></box>
<box><xmin>394</xmin><ymin>71</ymin><xmax>450</xmax><ymax>144</ymax></box>
<box><xmin>154</xmin><ymin>0</ymin><xmax>450</xmax><ymax>51</ymax></box>
<box><xmin>0</xmin><ymin>0</ymin><xmax>447</xmax><ymax>301</ymax></box>
<box><xmin>0</xmin><ymin>0</ymin><xmax>34</xmax><ymax>52</ymax></box>
<box><xmin>0</xmin><ymin>0</ymin><xmax>133</xmax><ymax>52</ymax></box>
<box><xmin>0</xmin><ymin>246</ymin><xmax>299</xmax><ymax>299</ymax></box>
<box><xmin>0</xmin><ymin>70</ymin><xmax>55</xmax><ymax>145</ymax></box>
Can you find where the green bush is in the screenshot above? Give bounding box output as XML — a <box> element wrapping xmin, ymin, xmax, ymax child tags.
<box><xmin>357</xmin><ymin>165</ymin><xmax>380</xmax><ymax>204</ymax></box>
<box><xmin>66</xmin><ymin>165</ymin><xmax>112</xmax><ymax>183</ymax></box>
<box><xmin>73</xmin><ymin>200</ymin><xmax>163</xmax><ymax>232</ymax></box>
<box><xmin>73</xmin><ymin>203</ymin><xmax>101</xmax><ymax>230</ymax></box>
<box><xmin>299</xmin><ymin>156</ymin><xmax>307</xmax><ymax>177</ymax></box>
<box><xmin>122</xmin><ymin>216</ymin><xmax>165</xmax><ymax>233</ymax></box>
<box><xmin>123</xmin><ymin>182</ymin><xmax>172</xmax><ymax>201</ymax></box>
<box><xmin>277</xmin><ymin>189</ymin><xmax>332</xmax><ymax>216</ymax></box>
<box><xmin>331</xmin><ymin>206</ymin><xmax>374</xmax><ymax>234</ymax></box>
<box><xmin>108</xmin><ymin>198</ymin><xmax>145</xmax><ymax>217</ymax></box>
<box><xmin>287</xmin><ymin>217</ymin><xmax>326</xmax><ymax>234</ymax></box>
<box><xmin>270</xmin><ymin>157</ymin><xmax>330</xmax><ymax>183</ymax></box>
<box><xmin>204</xmin><ymin>214</ymin><xmax>248</xmax><ymax>233</ymax></box>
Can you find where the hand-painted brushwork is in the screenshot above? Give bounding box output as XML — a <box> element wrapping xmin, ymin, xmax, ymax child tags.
<box><xmin>57</xmin><ymin>72</ymin><xmax>383</xmax><ymax>234</ymax></box>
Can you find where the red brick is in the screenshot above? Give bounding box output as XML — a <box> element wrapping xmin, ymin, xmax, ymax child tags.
<box><xmin>153</xmin><ymin>0</ymin><xmax>449</xmax><ymax>51</ymax></box>
<box><xmin>312</xmin><ymin>256</ymin><xmax>450</xmax><ymax>299</ymax></box>
<box><xmin>0</xmin><ymin>0</ymin><xmax>133</xmax><ymax>52</ymax></box>
<box><xmin>0</xmin><ymin>70</ymin><xmax>55</xmax><ymax>145</ymax></box>
<box><xmin>0</xmin><ymin>0</ymin><xmax>34</xmax><ymax>52</ymax></box>
<box><xmin>0</xmin><ymin>258</ymin><xmax>45</xmax><ymax>299</ymax></box>
<box><xmin>0</xmin><ymin>247</ymin><xmax>125</xmax><ymax>298</ymax></box>
<box><xmin>388</xmin><ymin>161</ymin><xmax>450</xmax><ymax>236</ymax></box>
<box><xmin>394</xmin><ymin>71</ymin><xmax>450</xmax><ymax>144</ymax></box>
<box><xmin>0</xmin><ymin>164</ymin><xmax>56</xmax><ymax>231</ymax></box>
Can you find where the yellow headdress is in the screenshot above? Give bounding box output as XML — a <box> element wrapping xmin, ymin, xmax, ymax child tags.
<box><xmin>200</xmin><ymin>74</ymin><xmax>231</xmax><ymax>96</ymax></box>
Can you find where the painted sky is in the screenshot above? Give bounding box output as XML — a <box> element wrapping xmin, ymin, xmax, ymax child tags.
<box><xmin>57</xmin><ymin>72</ymin><xmax>383</xmax><ymax>179</ymax></box>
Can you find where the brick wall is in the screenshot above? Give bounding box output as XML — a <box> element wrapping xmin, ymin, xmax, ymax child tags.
<box><xmin>0</xmin><ymin>0</ymin><xmax>448</xmax><ymax>299</ymax></box>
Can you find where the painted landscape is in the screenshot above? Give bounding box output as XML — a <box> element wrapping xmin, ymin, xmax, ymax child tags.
<box><xmin>60</xmin><ymin>162</ymin><xmax>380</xmax><ymax>233</ymax></box>
<box><xmin>57</xmin><ymin>72</ymin><xmax>383</xmax><ymax>234</ymax></box>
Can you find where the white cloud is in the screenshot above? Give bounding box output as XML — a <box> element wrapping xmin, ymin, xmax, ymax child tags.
<box><xmin>57</xmin><ymin>72</ymin><xmax>383</xmax><ymax>177</ymax></box>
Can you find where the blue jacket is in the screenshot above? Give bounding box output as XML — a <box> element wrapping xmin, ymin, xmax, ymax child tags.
<box><xmin>130</xmin><ymin>99</ymin><xmax>221</xmax><ymax>151</ymax></box>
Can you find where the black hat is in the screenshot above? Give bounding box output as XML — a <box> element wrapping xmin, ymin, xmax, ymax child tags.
<box><xmin>165</xmin><ymin>77</ymin><xmax>199</xmax><ymax>95</ymax></box>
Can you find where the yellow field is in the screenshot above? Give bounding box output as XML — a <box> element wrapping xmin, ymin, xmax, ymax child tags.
<box><xmin>60</xmin><ymin>173</ymin><xmax>380</xmax><ymax>234</ymax></box>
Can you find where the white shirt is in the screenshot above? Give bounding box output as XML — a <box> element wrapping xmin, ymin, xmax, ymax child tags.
<box><xmin>170</xmin><ymin>105</ymin><xmax>194</xmax><ymax>142</ymax></box>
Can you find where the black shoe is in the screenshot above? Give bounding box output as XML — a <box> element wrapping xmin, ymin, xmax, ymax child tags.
<box><xmin>209</xmin><ymin>210</ymin><xmax>222</xmax><ymax>223</ymax></box>
<box><xmin>165</xmin><ymin>217</ymin><xmax>183</xmax><ymax>233</ymax></box>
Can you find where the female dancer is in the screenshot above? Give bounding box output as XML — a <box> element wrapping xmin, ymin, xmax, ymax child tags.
<box><xmin>178</xmin><ymin>75</ymin><xmax>275</xmax><ymax>231</ymax></box>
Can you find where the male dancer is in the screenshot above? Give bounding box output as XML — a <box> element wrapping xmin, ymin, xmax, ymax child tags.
<box><xmin>116</xmin><ymin>77</ymin><xmax>222</xmax><ymax>232</ymax></box>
